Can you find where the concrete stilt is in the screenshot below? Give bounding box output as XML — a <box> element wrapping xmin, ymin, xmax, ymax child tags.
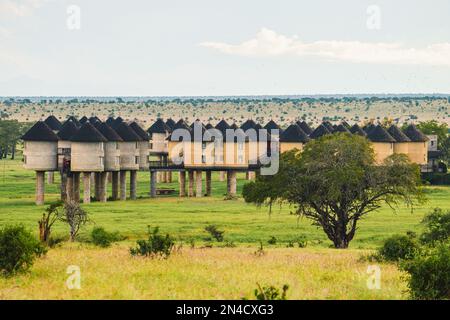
<box><xmin>90</xmin><ymin>172</ymin><xmax>95</xmax><ymax>186</ymax></box>
<box><xmin>36</xmin><ymin>171</ymin><xmax>45</xmax><ymax>205</ymax></box>
<box><xmin>94</xmin><ymin>172</ymin><xmax>100</xmax><ymax>200</ymax></box>
<box><xmin>227</xmin><ymin>170</ymin><xmax>237</xmax><ymax>197</ymax></box>
<box><xmin>67</xmin><ymin>174</ymin><xmax>74</xmax><ymax>202</ymax></box>
<box><xmin>206</xmin><ymin>171</ymin><xmax>212</xmax><ymax>196</ymax></box>
<box><xmin>130</xmin><ymin>170</ymin><xmax>137</xmax><ymax>200</ymax></box>
<box><xmin>120</xmin><ymin>170</ymin><xmax>127</xmax><ymax>200</ymax></box>
<box><xmin>73</xmin><ymin>172</ymin><xmax>80</xmax><ymax>203</ymax></box>
<box><xmin>60</xmin><ymin>172</ymin><xmax>67</xmax><ymax>202</ymax></box>
<box><xmin>99</xmin><ymin>172</ymin><xmax>107</xmax><ymax>202</ymax></box>
<box><xmin>188</xmin><ymin>170</ymin><xmax>194</xmax><ymax>197</ymax></box>
<box><xmin>179</xmin><ymin>171</ymin><xmax>186</xmax><ymax>197</ymax></box>
<box><xmin>83</xmin><ymin>172</ymin><xmax>91</xmax><ymax>203</ymax></box>
<box><xmin>47</xmin><ymin>171</ymin><xmax>54</xmax><ymax>184</ymax></box>
<box><xmin>195</xmin><ymin>171</ymin><xmax>202</xmax><ymax>197</ymax></box>
<box><xmin>150</xmin><ymin>170</ymin><xmax>157</xmax><ymax>198</ymax></box>
<box><xmin>111</xmin><ymin>171</ymin><xmax>119</xmax><ymax>200</ymax></box>
<box><xmin>219</xmin><ymin>171</ymin><xmax>225</xmax><ymax>182</ymax></box>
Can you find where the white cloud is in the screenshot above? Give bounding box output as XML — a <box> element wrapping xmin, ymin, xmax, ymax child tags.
<box><xmin>0</xmin><ymin>0</ymin><xmax>50</xmax><ymax>17</ymax></box>
<box><xmin>200</xmin><ymin>28</ymin><xmax>450</xmax><ymax>67</ymax></box>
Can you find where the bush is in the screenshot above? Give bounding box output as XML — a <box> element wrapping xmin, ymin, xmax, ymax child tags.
<box><xmin>378</xmin><ymin>234</ymin><xmax>420</xmax><ymax>262</ymax></box>
<box><xmin>401</xmin><ymin>244</ymin><xmax>450</xmax><ymax>300</ymax></box>
<box><xmin>204</xmin><ymin>225</ymin><xmax>224</xmax><ymax>242</ymax></box>
<box><xmin>254</xmin><ymin>283</ymin><xmax>289</xmax><ymax>300</ymax></box>
<box><xmin>91</xmin><ymin>227</ymin><xmax>124</xmax><ymax>247</ymax></box>
<box><xmin>0</xmin><ymin>225</ymin><xmax>46</xmax><ymax>276</ymax></box>
<box><xmin>268</xmin><ymin>236</ymin><xmax>277</xmax><ymax>245</ymax></box>
<box><xmin>130</xmin><ymin>226</ymin><xmax>174</xmax><ymax>259</ymax></box>
<box><xmin>420</xmin><ymin>208</ymin><xmax>450</xmax><ymax>245</ymax></box>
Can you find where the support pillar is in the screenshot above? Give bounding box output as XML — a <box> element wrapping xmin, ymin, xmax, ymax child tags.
<box><xmin>150</xmin><ymin>170</ymin><xmax>157</xmax><ymax>198</ymax></box>
<box><xmin>219</xmin><ymin>171</ymin><xmax>225</xmax><ymax>182</ymax></box>
<box><xmin>206</xmin><ymin>171</ymin><xmax>212</xmax><ymax>197</ymax></box>
<box><xmin>36</xmin><ymin>171</ymin><xmax>45</xmax><ymax>205</ymax></box>
<box><xmin>227</xmin><ymin>170</ymin><xmax>237</xmax><ymax>197</ymax></box>
<box><xmin>99</xmin><ymin>172</ymin><xmax>107</xmax><ymax>202</ymax></box>
<box><xmin>60</xmin><ymin>172</ymin><xmax>67</xmax><ymax>202</ymax></box>
<box><xmin>111</xmin><ymin>171</ymin><xmax>119</xmax><ymax>200</ymax></box>
<box><xmin>120</xmin><ymin>170</ymin><xmax>127</xmax><ymax>200</ymax></box>
<box><xmin>94</xmin><ymin>172</ymin><xmax>100</xmax><ymax>200</ymax></box>
<box><xmin>67</xmin><ymin>174</ymin><xmax>74</xmax><ymax>202</ymax></box>
<box><xmin>73</xmin><ymin>172</ymin><xmax>80</xmax><ymax>203</ymax></box>
<box><xmin>179</xmin><ymin>170</ymin><xmax>186</xmax><ymax>197</ymax></box>
<box><xmin>195</xmin><ymin>170</ymin><xmax>202</xmax><ymax>198</ymax></box>
<box><xmin>130</xmin><ymin>170</ymin><xmax>137</xmax><ymax>200</ymax></box>
<box><xmin>47</xmin><ymin>171</ymin><xmax>54</xmax><ymax>184</ymax></box>
<box><xmin>83</xmin><ymin>172</ymin><xmax>91</xmax><ymax>203</ymax></box>
<box><xmin>188</xmin><ymin>170</ymin><xmax>194</xmax><ymax>197</ymax></box>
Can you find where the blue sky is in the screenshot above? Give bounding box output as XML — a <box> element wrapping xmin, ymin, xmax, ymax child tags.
<box><xmin>0</xmin><ymin>0</ymin><xmax>449</xmax><ymax>96</ymax></box>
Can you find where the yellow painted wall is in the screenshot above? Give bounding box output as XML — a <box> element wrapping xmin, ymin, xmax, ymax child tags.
<box><xmin>280</xmin><ymin>142</ymin><xmax>303</xmax><ymax>153</ymax></box>
<box><xmin>407</xmin><ymin>142</ymin><xmax>428</xmax><ymax>165</ymax></box>
<box><xmin>372</xmin><ymin>142</ymin><xmax>394</xmax><ymax>164</ymax></box>
<box><xmin>393</xmin><ymin>142</ymin><xmax>409</xmax><ymax>155</ymax></box>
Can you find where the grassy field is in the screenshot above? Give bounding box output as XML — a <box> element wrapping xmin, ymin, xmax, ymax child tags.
<box><xmin>0</xmin><ymin>157</ymin><xmax>449</xmax><ymax>299</ymax></box>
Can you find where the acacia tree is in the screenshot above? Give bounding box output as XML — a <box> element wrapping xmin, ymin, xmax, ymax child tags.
<box><xmin>243</xmin><ymin>133</ymin><xmax>424</xmax><ymax>249</ymax></box>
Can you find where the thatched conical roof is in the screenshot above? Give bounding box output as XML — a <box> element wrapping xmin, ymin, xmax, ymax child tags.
<box><xmin>21</xmin><ymin>121</ymin><xmax>59</xmax><ymax>141</ymax></box>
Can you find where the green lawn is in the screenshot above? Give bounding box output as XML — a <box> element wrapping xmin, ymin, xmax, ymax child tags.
<box><xmin>0</xmin><ymin>157</ymin><xmax>448</xmax><ymax>249</ymax></box>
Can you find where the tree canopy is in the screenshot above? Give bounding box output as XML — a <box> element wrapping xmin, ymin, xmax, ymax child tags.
<box><xmin>243</xmin><ymin>133</ymin><xmax>424</xmax><ymax>248</ymax></box>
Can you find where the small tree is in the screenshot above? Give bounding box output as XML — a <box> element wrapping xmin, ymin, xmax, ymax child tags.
<box><xmin>38</xmin><ymin>202</ymin><xmax>62</xmax><ymax>244</ymax></box>
<box><xmin>59</xmin><ymin>201</ymin><xmax>90</xmax><ymax>242</ymax></box>
<box><xmin>244</xmin><ymin>134</ymin><xmax>424</xmax><ymax>249</ymax></box>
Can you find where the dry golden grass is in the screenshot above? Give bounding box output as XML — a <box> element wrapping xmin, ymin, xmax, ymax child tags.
<box><xmin>0</xmin><ymin>243</ymin><xmax>406</xmax><ymax>300</ymax></box>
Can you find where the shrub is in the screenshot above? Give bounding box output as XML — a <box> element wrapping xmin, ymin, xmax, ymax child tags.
<box><xmin>254</xmin><ymin>283</ymin><xmax>289</xmax><ymax>300</ymax></box>
<box><xmin>0</xmin><ymin>225</ymin><xmax>46</xmax><ymax>276</ymax></box>
<box><xmin>130</xmin><ymin>226</ymin><xmax>174</xmax><ymax>259</ymax></box>
<box><xmin>401</xmin><ymin>244</ymin><xmax>450</xmax><ymax>300</ymax></box>
<box><xmin>91</xmin><ymin>227</ymin><xmax>124</xmax><ymax>247</ymax></box>
<box><xmin>204</xmin><ymin>225</ymin><xmax>224</xmax><ymax>242</ymax></box>
<box><xmin>268</xmin><ymin>236</ymin><xmax>277</xmax><ymax>245</ymax></box>
<box><xmin>420</xmin><ymin>208</ymin><xmax>450</xmax><ymax>245</ymax></box>
<box><xmin>378</xmin><ymin>234</ymin><xmax>420</xmax><ymax>262</ymax></box>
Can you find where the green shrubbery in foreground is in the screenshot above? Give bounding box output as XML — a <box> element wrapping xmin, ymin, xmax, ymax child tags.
<box><xmin>0</xmin><ymin>225</ymin><xmax>46</xmax><ymax>276</ymax></box>
<box><xmin>377</xmin><ymin>208</ymin><xmax>450</xmax><ymax>300</ymax></box>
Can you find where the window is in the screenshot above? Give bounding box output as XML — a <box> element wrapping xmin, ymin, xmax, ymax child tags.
<box><xmin>136</xmin><ymin>142</ymin><xmax>139</xmax><ymax>149</ymax></box>
<box><xmin>116</xmin><ymin>142</ymin><xmax>119</xmax><ymax>150</ymax></box>
<box><xmin>99</xmin><ymin>156</ymin><xmax>104</xmax><ymax>166</ymax></box>
<box><xmin>135</xmin><ymin>156</ymin><xmax>139</xmax><ymax>164</ymax></box>
<box><xmin>150</xmin><ymin>143</ymin><xmax>153</xmax><ymax>149</ymax></box>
